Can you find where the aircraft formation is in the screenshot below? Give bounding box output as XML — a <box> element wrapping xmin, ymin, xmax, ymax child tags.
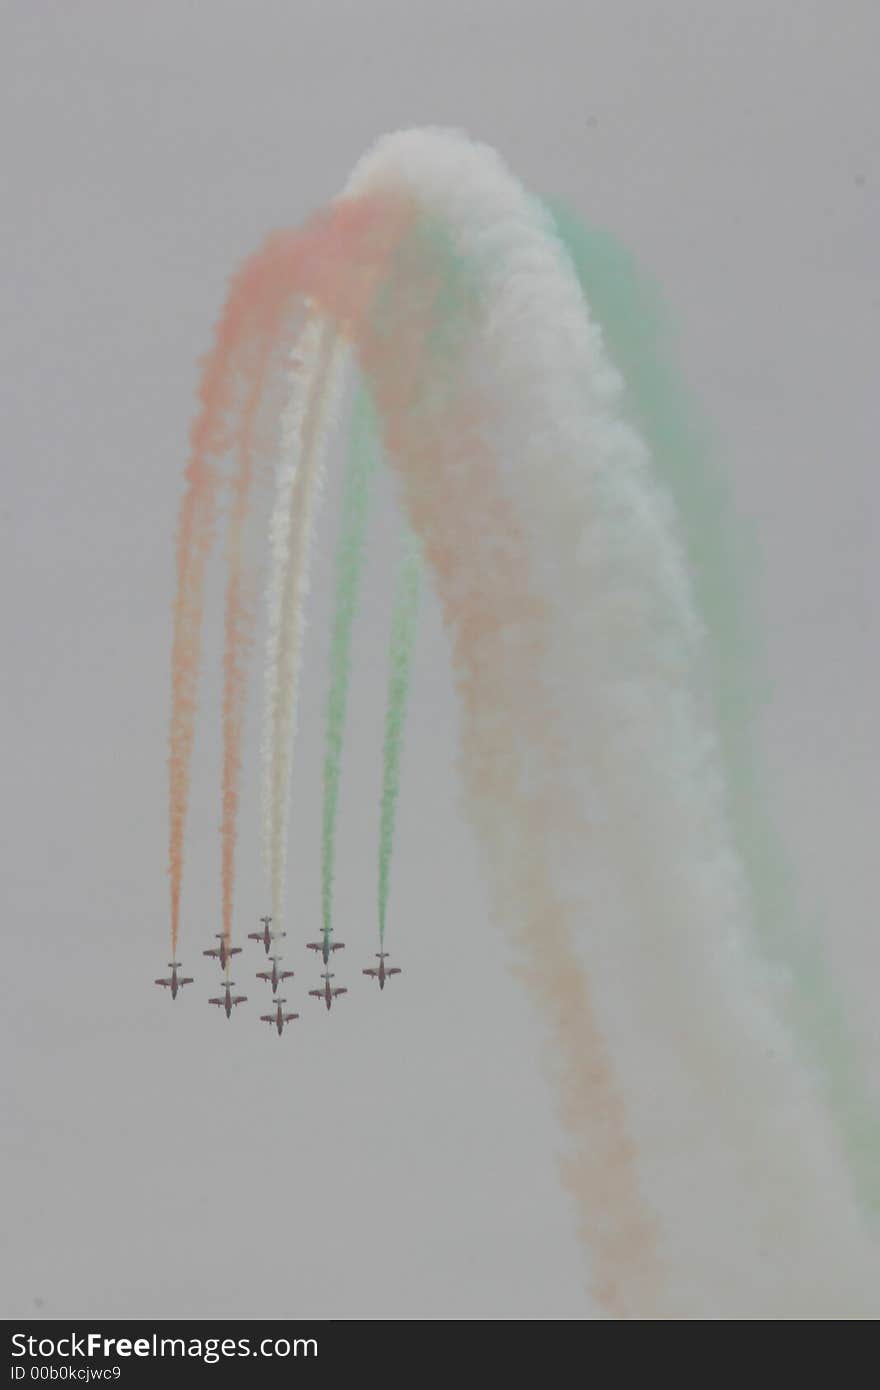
<box><xmin>155</xmin><ymin>916</ymin><xmax>401</xmax><ymax>1035</ymax></box>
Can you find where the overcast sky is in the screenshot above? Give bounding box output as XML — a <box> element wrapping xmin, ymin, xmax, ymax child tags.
<box><xmin>2</xmin><ymin>1</ymin><xmax>877</xmax><ymax>1319</ymax></box>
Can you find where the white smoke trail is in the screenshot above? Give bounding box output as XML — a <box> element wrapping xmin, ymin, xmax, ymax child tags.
<box><xmin>346</xmin><ymin>129</ymin><xmax>880</xmax><ymax>1316</ymax></box>
<box><xmin>262</xmin><ymin>313</ymin><xmax>345</xmax><ymax>927</ymax></box>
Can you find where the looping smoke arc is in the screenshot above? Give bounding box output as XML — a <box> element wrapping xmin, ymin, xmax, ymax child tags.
<box><xmin>168</xmin><ymin>128</ymin><xmax>880</xmax><ymax>1317</ymax></box>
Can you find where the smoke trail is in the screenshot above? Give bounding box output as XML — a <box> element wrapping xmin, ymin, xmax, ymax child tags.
<box><xmin>168</xmin><ymin>308</ymin><xmax>275</xmax><ymax>958</ymax></box>
<box><xmin>344</xmin><ymin>129</ymin><xmax>879</xmax><ymax>1315</ymax></box>
<box><xmin>261</xmin><ymin>315</ymin><xmax>324</xmax><ymax>889</ymax></box>
<box><xmin>340</xmin><ymin>177</ymin><xmax>664</xmax><ymax>1316</ymax></box>
<box><xmin>220</xmin><ymin>337</ymin><xmax>273</xmax><ymax>950</ymax></box>
<box><xmin>262</xmin><ymin>321</ymin><xmax>345</xmax><ymax>928</ymax></box>
<box><xmin>548</xmin><ymin>207</ymin><xmax>880</xmax><ymax>1220</ymax></box>
<box><xmin>173</xmin><ymin>188</ymin><xmax>655</xmax><ymax>1312</ymax></box>
<box><xmin>176</xmin><ymin>130</ymin><xmax>879</xmax><ymax>1313</ymax></box>
<box><xmin>166</xmin><ymin>220</ymin><xmax>351</xmax><ymax>958</ymax></box>
<box><xmin>168</xmin><ymin>471</ymin><xmax>217</xmax><ymax>958</ymax></box>
<box><xmin>377</xmin><ymin>530</ymin><xmax>422</xmax><ymax>946</ymax></box>
<box><xmin>320</xmin><ymin>389</ymin><xmax>380</xmax><ymax>944</ymax></box>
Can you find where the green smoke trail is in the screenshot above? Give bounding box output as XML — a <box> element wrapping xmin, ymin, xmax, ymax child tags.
<box><xmin>321</xmin><ymin>388</ymin><xmax>380</xmax><ymax>945</ymax></box>
<box><xmin>378</xmin><ymin>532</ymin><xmax>423</xmax><ymax>946</ymax></box>
<box><xmin>547</xmin><ymin>203</ymin><xmax>880</xmax><ymax>1217</ymax></box>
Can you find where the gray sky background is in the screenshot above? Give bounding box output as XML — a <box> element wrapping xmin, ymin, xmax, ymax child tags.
<box><xmin>2</xmin><ymin>1</ymin><xmax>877</xmax><ymax>1319</ymax></box>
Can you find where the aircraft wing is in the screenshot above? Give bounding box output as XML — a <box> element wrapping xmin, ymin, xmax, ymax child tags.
<box><xmin>203</xmin><ymin>949</ymin><xmax>220</xmax><ymax>958</ymax></box>
<box><xmin>248</xmin><ymin>933</ymin><xmax>262</xmax><ymax>942</ymax></box>
<box><xmin>283</xmin><ymin>1013</ymin><xmax>299</xmax><ymax>1023</ymax></box>
<box><xmin>180</xmin><ymin>977</ymin><xmax>194</xmax><ymax>986</ymax></box>
<box><xmin>155</xmin><ymin>978</ymin><xmax>172</xmax><ymax>987</ymax></box>
<box><xmin>330</xmin><ymin>942</ymin><xmax>345</xmax><ymax>951</ymax></box>
<box><xmin>333</xmin><ymin>987</ymin><xmax>348</xmax><ymax>997</ymax></box>
<box><xmin>306</xmin><ymin>943</ymin><xmax>322</xmax><ymax>952</ymax></box>
<box><xmin>260</xmin><ymin>1015</ymin><xmax>275</xmax><ymax>1024</ymax></box>
<box><xmin>232</xmin><ymin>996</ymin><xmax>247</xmax><ymax>1006</ymax></box>
<box><xmin>387</xmin><ymin>968</ymin><xmax>401</xmax><ymax>976</ymax></box>
<box><xmin>230</xmin><ymin>947</ymin><xmax>242</xmax><ymax>956</ymax></box>
<box><xmin>256</xmin><ymin>972</ymin><xmax>271</xmax><ymax>981</ymax></box>
<box><xmin>281</xmin><ymin>971</ymin><xmax>295</xmax><ymax>981</ymax></box>
<box><xmin>208</xmin><ymin>998</ymin><xmax>223</xmax><ymax>1007</ymax></box>
<box><xmin>308</xmin><ymin>989</ymin><xmax>322</xmax><ymax>998</ymax></box>
<box><xmin>362</xmin><ymin>968</ymin><xmax>378</xmax><ymax>977</ymax></box>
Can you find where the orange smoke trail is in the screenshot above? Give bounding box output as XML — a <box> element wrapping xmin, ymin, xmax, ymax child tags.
<box><xmin>169</xmin><ymin>195</ymin><xmax>414</xmax><ymax>957</ymax></box>
<box><xmin>169</xmin><ymin>242</ymin><xmax>294</xmax><ymax>958</ymax></box>
<box><xmin>173</xmin><ymin>129</ymin><xmax>880</xmax><ymax>1313</ymax></box>
<box><xmin>172</xmin><ymin>190</ymin><xmax>659</xmax><ymax>1313</ymax></box>
<box><xmin>169</xmin><ymin>481</ymin><xmax>211</xmax><ymax>958</ymax></box>
<box><xmin>285</xmin><ymin>202</ymin><xmax>662</xmax><ymax>1313</ymax></box>
<box><xmin>346</xmin><ymin>224</ymin><xmax>662</xmax><ymax>1317</ymax></box>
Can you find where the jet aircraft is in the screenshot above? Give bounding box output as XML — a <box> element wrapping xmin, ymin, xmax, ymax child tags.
<box><xmin>249</xmin><ymin>916</ymin><xmax>285</xmax><ymax>954</ymax></box>
<box><xmin>362</xmin><ymin>951</ymin><xmax>401</xmax><ymax>991</ymax></box>
<box><xmin>308</xmin><ymin>971</ymin><xmax>347</xmax><ymax>1012</ymax></box>
<box><xmin>256</xmin><ymin>956</ymin><xmax>295</xmax><ymax>995</ymax></box>
<box><xmin>154</xmin><ymin>962</ymin><xmax>193</xmax><ymax>999</ymax></box>
<box><xmin>208</xmin><ymin>981</ymin><xmax>247</xmax><ymax>1018</ymax></box>
<box><xmin>203</xmin><ymin>934</ymin><xmax>242</xmax><ymax>970</ymax></box>
<box><xmin>306</xmin><ymin>932</ymin><xmax>345</xmax><ymax>967</ymax></box>
<box><xmin>260</xmin><ymin>999</ymin><xmax>299</xmax><ymax>1036</ymax></box>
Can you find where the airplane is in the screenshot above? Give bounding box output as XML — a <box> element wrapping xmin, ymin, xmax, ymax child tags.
<box><xmin>309</xmin><ymin>971</ymin><xmax>347</xmax><ymax>1012</ymax></box>
<box><xmin>306</xmin><ymin>931</ymin><xmax>345</xmax><ymax>967</ymax></box>
<box><xmin>248</xmin><ymin>915</ymin><xmax>286</xmax><ymax>955</ymax></box>
<box><xmin>362</xmin><ymin>951</ymin><xmax>401</xmax><ymax>991</ymax></box>
<box><xmin>208</xmin><ymin>981</ymin><xmax>248</xmax><ymax>1019</ymax></box>
<box><xmin>203</xmin><ymin>934</ymin><xmax>242</xmax><ymax>971</ymax></box>
<box><xmin>154</xmin><ymin>962</ymin><xmax>193</xmax><ymax>1000</ymax></box>
<box><xmin>260</xmin><ymin>998</ymin><xmax>300</xmax><ymax>1036</ymax></box>
<box><xmin>256</xmin><ymin>955</ymin><xmax>295</xmax><ymax>995</ymax></box>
